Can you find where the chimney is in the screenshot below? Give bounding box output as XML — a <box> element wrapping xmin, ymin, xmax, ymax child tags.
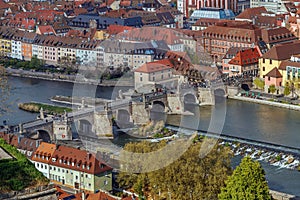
<box><xmin>82</xmin><ymin>191</ymin><xmax>85</xmax><ymax>200</ymax></box>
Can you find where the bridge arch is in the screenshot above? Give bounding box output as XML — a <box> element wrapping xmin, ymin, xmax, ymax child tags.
<box><xmin>241</xmin><ymin>83</ymin><xmax>250</xmax><ymax>91</ymax></box>
<box><xmin>214</xmin><ymin>88</ymin><xmax>227</xmax><ymax>104</ymax></box>
<box><xmin>78</xmin><ymin>119</ymin><xmax>93</xmax><ymax>134</ymax></box>
<box><xmin>150</xmin><ymin>101</ymin><xmax>166</xmax><ymax>122</ymax></box>
<box><xmin>116</xmin><ymin>109</ymin><xmax>131</xmax><ymax>122</ymax></box>
<box><xmin>151</xmin><ymin>101</ymin><xmax>165</xmax><ymax>112</ymax></box>
<box><xmin>183</xmin><ymin>93</ymin><xmax>197</xmax><ymax>112</ymax></box>
<box><xmin>115</xmin><ymin>109</ymin><xmax>133</xmax><ymax>129</ymax></box>
<box><xmin>29</xmin><ymin>129</ymin><xmax>51</xmax><ymax>143</ymax></box>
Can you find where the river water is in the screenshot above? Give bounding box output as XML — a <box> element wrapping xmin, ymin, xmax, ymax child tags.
<box><xmin>1</xmin><ymin>76</ymin><xmax>300</xmax><ymax>196</ymax></box>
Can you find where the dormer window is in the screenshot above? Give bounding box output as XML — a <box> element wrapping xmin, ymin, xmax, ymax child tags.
<box><xmin>52</xmin><ymin>158</ymin><xmax>56</xmax><ymax>162</ymax></box>
<box><xmin>72</xmin><ymin>162</ymin><xmax>74</xmax><ymax>166</ymax></box>
<box><xmin>82</xmin><ymin>165</ymin><xmax>85</xmax><ymax>169</ymax></box>
<box><xmin>59</xmin><ymin>159</ymin><xmax>62</xmax><ymax>163</ymax></box>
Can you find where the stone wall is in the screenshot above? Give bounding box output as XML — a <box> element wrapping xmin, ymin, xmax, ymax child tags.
<box><xmin>227</xmin><ymin>86</ymin><xmax>240</xmax><ymax>97</ymax></box>
<box><xmin>94</xmin><ymin>111</ymin><xmax>113</xmax><ymax>137</ymax></box>
<box><xmin>131</xmin><ymin>102</ymin><xmax>150</xmax><ymax>125</ymax></box>
<box><xmin>167</xmin><ymin>94</ymin><xmax>183</xmax><ymax>114</ymax></box>
<box><xmin>198</xmin><ymin>88</ymin><xmax>215</xmax><ymax>105</ymax></box>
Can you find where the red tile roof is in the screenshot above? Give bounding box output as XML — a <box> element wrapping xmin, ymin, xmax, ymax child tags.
<box><xmin>135</xmin><ymin>61</ymin><xmax>172</xmax><ymax>73</ymax></box>
<box><xmin>265</xmin><ymin>67</ymin><xmax>282</xmax><ymax>78</ymax></box>
<box><xmin>262</xmin><ymin>40</ymin><xmax>300</xmax><ymax>60</ymax></box>
<box><xmin>228</xmin><ymin>47</ymin><xmax>261</xmax><ymax>66</ymax></box>
<box><xmin>261</xmin><ymin>27</ymin><xmax>297</xmax><ymax>44</ymax></box>
<box><xmin>37</xmin><ymin>25</ymin><xmax>56</xmax><ymax>35</ymax></box>
<box><xmin>236</xmin><ymin>7</ymin><xmax>267</xmax><ymax>20</ymax></box>
<box><xmin>116</xmin><ymin>27</ymin><xmax>183</xmax><ymax>45</ymax></box>
<box><xmin>31</xmin><ymin>142</ymin><xmax>56</xmax><ymax>163</ymax></box>
<box><xmin>49</xmin><ymin>145</ymin><xmax>112</xmax><ymax>174</ymax></box>
<box><xmin>106</xmin><ymin>24</ymin><xmax>134</xmax><ymax>35</ymax></box>
<box><xmin>279</xmin><ymin>60</ymin><xmax>300</xmax><ymax>70</ymax></box>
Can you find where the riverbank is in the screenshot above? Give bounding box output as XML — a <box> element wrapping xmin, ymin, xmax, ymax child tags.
<box><xmin>18</xmin><ymin>102</ymin><xmax>72</xmax><ymax>114</ymax></box>
<box><xmin>229</xmin><ymin>95</ymin><xmax>300</xmax><ymax>111</ymax></box>
<box><xmin>5</xmin><ymin>67</ymin><xmax>134</xmax><ymax>87</ymax></box>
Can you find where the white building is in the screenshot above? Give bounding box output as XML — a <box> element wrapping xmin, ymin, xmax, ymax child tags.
<box><xmin>134</xmin><ymin>59</ymin><xmax>178</xmax><ymax>91</ymax></box>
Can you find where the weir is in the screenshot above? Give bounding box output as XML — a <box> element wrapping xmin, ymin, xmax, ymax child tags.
<box><xmin>165</xmin><ymin>125</ymin><xmax>300</xmax><ymax>156</ymax></box>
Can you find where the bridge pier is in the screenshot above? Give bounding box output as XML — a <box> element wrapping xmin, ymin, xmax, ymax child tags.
<box><xmin>198</xmin><ymin>88</ymin><xmax>215</xmax><ymax>105</ymax></box>
<box><xmin>94</xmin><ymin>110</ymin><xmax>113</xmax><ymax>137</ymax></box>
<box><xmin>227</xmin><ymin>86</ymin><xmax>241</xmax><ymax>97</ymax></box>
<box><xmin>166</xmin><ymin>94</ymin><xmax>183</xmax><ymax>114</ymax></box>
<box><xmin>131</xmin><ymin>102</ymin><xmax>150</xmax><ymax>125</ymax></box>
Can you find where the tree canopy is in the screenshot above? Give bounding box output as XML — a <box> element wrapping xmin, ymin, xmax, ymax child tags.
<box><xmin>118</xmin><ymin>139</ymin><xmax>232</xmax><ymax>200</ymax></box>
<box><xmin>253</xmin><ymin>78</ymin><xmax>265</xmax><ymax>90</ymax></box>
<box><xmin>218</xmin><ymin>156</ymin><xmax>271</xmax><ymax>200</ymax></box>
<box><xmin>0</xmin><ymin>65</ymin><xmax>10</xmax><ymax>117</ymax></box>
<box><xmin>269</xmin><ymin>84</ymin><xmax>276</xmax><ymax>98</ymax></box>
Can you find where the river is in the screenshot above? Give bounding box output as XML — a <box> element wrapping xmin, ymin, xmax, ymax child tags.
<box><xmin>1</xmin><ymin>76</ymin><xmax>300</xmax><ymax>196</ymax></box>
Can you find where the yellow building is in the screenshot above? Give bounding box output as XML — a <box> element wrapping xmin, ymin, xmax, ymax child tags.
<box><xmin>278</xmin><ymin>56</ymin><xmax>300</xmax><ymax>89</ymax></box>
<box><xmin>0</xmin><ymin>38</ymin><xmax>11</xmax><ymax>57</ymax></box>
<box><xmin>93</xmin><ymin>30</ymin><xmax>108</xmax><ymax>40</ymax></box>
<box><xmin>259</xmin><ymin>41</ymin><xmax>300</xmax><ymax>85</ymax></box>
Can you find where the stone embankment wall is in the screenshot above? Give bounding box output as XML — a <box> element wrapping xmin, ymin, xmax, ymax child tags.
<box><xmin>231</xmin><ymin>96</ymin><xmax>300</xmax><ymax>111</ymax></box>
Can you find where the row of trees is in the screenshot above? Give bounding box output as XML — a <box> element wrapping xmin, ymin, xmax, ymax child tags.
<box><xmin>117</xmin><ymin>139</ymin><xmax>271</xmax><ymax>200</ymax></box>
<box><xmin>253</xmin><ymin>78</ymin><xmax>293</xmax><ymax>99</ymax></box>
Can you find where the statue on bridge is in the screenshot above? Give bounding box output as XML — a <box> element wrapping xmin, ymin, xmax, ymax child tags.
<box><xmin>39</xmin><ymin>107</ymin><xmax>44</xmax><ymax>120</ymax></box>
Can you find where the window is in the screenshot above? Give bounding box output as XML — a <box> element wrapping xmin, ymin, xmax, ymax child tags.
<box><xmin>263</xmin><ymin>67</ymin><xmax>265</xmax><ymax>71</ymax></box>
<box><xmin>270</xmin><ymin>59</ymin><xmax>272</xmax><ymax>64</ymax></box>
<box><xmin>152</xmin><ymin>77</ymin><xmax>155</xmax><ymax>81</ymax></box>
<box><xmin>140</xmin><ymin>77</ymin><xmax>143</xmax><ymax>82</ymax></box>
<box><xmin>268</xmin><ymin>77</ymin><xmax>270</xmax><ymax>81</ymax></box>
<box><xmin>104</xmin><ymin>180</ymin><xmax>108</xmax><ymax>185</ymax></box>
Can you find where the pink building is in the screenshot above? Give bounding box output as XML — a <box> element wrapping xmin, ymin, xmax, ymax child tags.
<box><xmin>264</xmin><ymin>67</ymin><xmax>282</xmax><ymax>87</ymax></box>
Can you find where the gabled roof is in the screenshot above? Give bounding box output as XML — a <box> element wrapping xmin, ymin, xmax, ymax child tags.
<box><xmin>262</xmin><ymin>40</ymin><xmax>300</xmax><ymax>60</ymax></box>
<box><xmin>116</xmin><ymin>27</ymin><xmax>183</xmax><ymax>45</ymax></box>
<box><xmin>279</xmin><ymin>60</ymin><xmax>300</xmax><ymax>70</ymax></box>
<box><xmin>37</xmin><ymin>25</ymin><xmax>56</xmax><ymax>35</ymax></box>
<box><xmin>265</xmin><ymin>67</ymin><xmax>282</xmax><ymax>78</ymax></box>
<box><xmin>236</xmin><ymin>7</ymin><xmax>267</xmax><ymax>20</ymax></box>
<box><xmin>106</xmin><ymin>24</ymin><xmax>134</xmax><ymax>35</ymax></box>
<box><xmin>135</xmin><ymin>61</ymin><xmax>172</xmax><ymax>73</ymax></box>
<box><xmin>261</xmin><ymin>27</ymin><xmax>297</xmax><ymax>44</ymax></box>
<box><xmin>0</xmin><ymin>1</ymin><xmax>10</xmax><ymax>9</ymax></box>
<box><xmin>49</xmin><ymin>145</ymin><xmax>112</xmax><ymax>174</ymax></box>
<box><xmin>31</xmin><ymin>142</ymin><xmax>56</xmax><ymax>163</ymax></box>
<box><xmin>228</xmin><ymin>47</ymin><xmax>261</xmax><ymax>66</ymax></box>
<box><xmin>223</xmin><ymin>47</ymin><xmax>249</xmax><ymax>59</ymax></box>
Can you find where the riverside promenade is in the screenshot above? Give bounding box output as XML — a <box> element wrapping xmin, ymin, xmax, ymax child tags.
<box><xmin>5</xmin><ymin>68</ymin><xmax>134</xmax><ymax>87</ymax></box>
<box><xmin>229</xmin><ymin>95</ymin><xmax>300</xmax><ymax>111</ymax></box>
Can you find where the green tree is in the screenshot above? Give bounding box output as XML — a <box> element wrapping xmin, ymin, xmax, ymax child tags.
<box><xmin>0</xmin><ymin>65</ymin><xmax>10</xmax><ymax>116</ymax></box>
<box><xmin>29</xmin><ymin>55</ymin><xmax>42</xmax><ymax>69</ymax></box>
<box><xmin>253</xmin><ymin>78</ymin><xmax>265</xmax><ymax>90</ymax></box>
<box><xmin>284</xmin><ymin>83</ymin><xmax>291</xmax><ymax>101</ymax></box>
<box><xmin>269</xmin><ymin>84</ymin><xmax>276</xmax><ymax>98</ymax></box>
<box><xmin>218</xmin><ymin>156</ymin><xmax>271</xmax><ymax>200</ymax></box>
<box><xmin>118</xmin><ymin>140</ymin><xmax>232</xmax><ymax>200</ymax></box>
